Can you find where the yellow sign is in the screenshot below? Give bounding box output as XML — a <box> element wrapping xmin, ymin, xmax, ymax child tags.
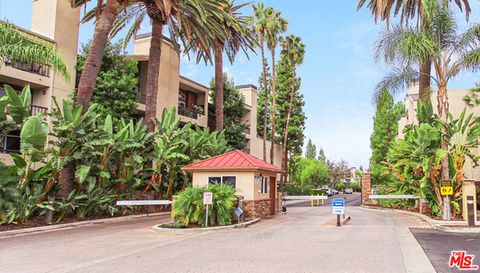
<box><xmin>441</xmin><ymin>180</ymin><xmax>453</xmax><ymax>196</ymax></box>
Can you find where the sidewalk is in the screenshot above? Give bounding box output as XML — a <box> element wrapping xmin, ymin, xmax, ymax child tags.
<box><xmin>362</xmin><ymin>205</ymin><xmax>480</xmax><ymax>233</ymax></box>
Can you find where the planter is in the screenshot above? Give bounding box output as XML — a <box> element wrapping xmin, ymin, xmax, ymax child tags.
<box><xmin>152</xmin><ymin>218</ymin><xmax>260</xmax><ymax>234</ymax></box>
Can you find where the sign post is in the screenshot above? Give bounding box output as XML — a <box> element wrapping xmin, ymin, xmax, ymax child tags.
<box><xmin>441</xmin><ymin>179</ymin><xmax>453</xmax><ymax>220</ymax></box>
<box><xmin>332</xmin><ymin>198</ymin><xmax>345</xmax><ymax>227</ymax></box>
<box><xmin>203</xmin><ymin>192</ymin><xmax>213</xmax><ymax>227</ymax></box>
<box><xmin>235</xmin><ymin>207</ymin><xmax>244</xmax><ymax>224</ymax></box>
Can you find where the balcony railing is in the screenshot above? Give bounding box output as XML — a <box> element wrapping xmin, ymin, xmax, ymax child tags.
<box><xmin>30</xmin><ymin>104</ymin><xmax>48</xmax><ymax>116</ymax></box>
<box><xmin>4</xmin><ymin>58</ymin><xmax>51</xmax><ymax>77</ymax></box>
<box><xmin>178</xmin><ymin>105</ymin><xmax>203</xmax><ymax>120</ymax></box>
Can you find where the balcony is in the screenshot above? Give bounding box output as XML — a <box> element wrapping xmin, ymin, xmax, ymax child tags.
<box><xmin>30</xmin><ymin>104</ymin><xmax>48</xmax><ymax>116</ymax></box>
<box><xmin>4</xmin><ymin>58</ymin><xmax>51</xmax><ymax>78</ymax></box>
<box><xmin>178</xmin><ymin>105</ymin><xmax>204</xmax><ymax>120</ymax></box>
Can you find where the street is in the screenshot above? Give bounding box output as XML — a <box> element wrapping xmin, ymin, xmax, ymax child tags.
<box><xmin>0</xmin><ymin>192</ymin><xmax>442</xmax><ymax>273</ymax></box>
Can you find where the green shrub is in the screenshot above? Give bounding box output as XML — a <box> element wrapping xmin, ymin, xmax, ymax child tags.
<box><xmin>173</xmin><ymin>184</ymin><xmax>236</xmax><ymax>227</ymax></box>
<box><xmin>350</xmin><ymin>182</ymin><xmax>361</xmax><ymax>192</ymax></box>
<box><xmin>335</xmin><ymin>182</ymin><xmax>346</xmax><ymax>191</ymax></box>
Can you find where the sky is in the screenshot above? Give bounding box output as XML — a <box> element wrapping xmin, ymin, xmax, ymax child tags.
<box><xmin>1</xmin><ymin>0</ymin><xmax>479</xmax><ymax>168</ymax></box>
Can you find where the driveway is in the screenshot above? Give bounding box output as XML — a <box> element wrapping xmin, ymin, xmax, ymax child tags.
<box><xmin>0</xmin><ymin>202</ymin><xmax>435</xmax><ymax>273</ymax></box>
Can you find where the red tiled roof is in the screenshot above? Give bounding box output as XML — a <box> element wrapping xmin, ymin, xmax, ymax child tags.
<box><xmin>182</xmin><ymin>150</ymin><xmax>282</xmax><ymax>173</ymax></box>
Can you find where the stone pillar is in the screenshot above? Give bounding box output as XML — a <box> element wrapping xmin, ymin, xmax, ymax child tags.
<box><xmin>361</xmin><ymin>173</ymin><xmax>372</xmax><ymax>205</ymax></box>
<box><xmin>462</xmin><ymin>180</ymin><xmax>477</xmax><ymax>221</ymax></box>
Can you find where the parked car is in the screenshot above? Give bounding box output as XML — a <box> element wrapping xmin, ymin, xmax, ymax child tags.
<box><xmin>332</xmin><ymin>189</ymin><xmax>339</xmax><ymax>195</ymax></box>
<box><xmin>344</xmin><ymin>189</ymin><xmax>353</xmax><ymax>194</ymax></box>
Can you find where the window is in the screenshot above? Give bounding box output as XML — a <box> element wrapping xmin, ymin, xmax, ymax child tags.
<box><xmin>208</xmin><ymin>176</ymin><xmax>236</xmax><ymax>189</ymax></box>
<box><xmin>261</xmin><ymin>177</ymin><xmax>269</xmax><ymax>194</ymax></box>
<box><xmin>0</xmin><ymin>131</ymin><xmax>20</xmax><ymax>153</ymax></box>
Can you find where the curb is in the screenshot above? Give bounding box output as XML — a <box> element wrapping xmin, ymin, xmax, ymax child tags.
<box><xmin>152</xmin><ymin>218</ymin><xmax>260</xmax><ymax>234</ymax></box>
<box><xmin>361</xmin><ymin>205</ymin><xmax>480</xmax><ymax>234</ymax></box>
<box><xmin>0</xmin><ymin>212</ymin><xmax>171</xmax><ymax>238</ymax></box>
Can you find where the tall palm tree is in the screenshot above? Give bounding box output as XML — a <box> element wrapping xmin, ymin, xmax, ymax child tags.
<box><xmin>357</xmin><ymin>0</ymin><xmax>471</xmax><ymax>103</ymax></box>
<box><xmin>74</xmin><ymin>0</ymin><xmax>126</xmax><ymax>111</ymax></box>
<box><xmin>0</xmin><ymin>22</ymin><xmax>68</xmax><ymax>78</ymax></box>
<box><xmin>251</xmin><ymin>3</ymin><xmax>273</xmax><ymax>161</ymax></box>
<box><xmin>89</xmin><ymin>0</ymin><xmax>231</xmax><ymax>132</ymax></box>
<box><xmin>188</xmin><ymin>1</ymin><xmax>255</xmax><ymax>132</ymax></box>
<box><xmin>266</xmin><ymin>10</ymin><xmax>287</xmax><ymax>164</ymax></box>
<box><xmin>279</xmin><ymin>35</ymin><xmax>305</xmax><ymax>197</ymax></box>
<box><xmin>374</xmin><ymin>4</ymin><xmax>480</xmax><ymax>219</ymax></box>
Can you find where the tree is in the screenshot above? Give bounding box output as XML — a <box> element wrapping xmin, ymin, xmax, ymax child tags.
<box><xmin>375</xmin><ymin>4</ymin><xmax>480</xmax><ymax>219</ymax></box>
<box><xmin>305</xmin><ymin>139</ymin><xmax>316</xmax><ymax>159</ymax></box>
<box><xmin>256</xmin><ymin>59</ymin><xmax>271</xmax><ymax>138</ymax></box>
<box><xmin>210</xmin><ymin>74</ymin><xmax>248</xmax><ymax>150</ymax></box>
<box><xmin>357</xmin><ymin>0</ymin><xmax>472</xmax><ymax>104</ymax></box>
<box><xmin>0</xmin><ymin>22</ymin><xmax>68</xmax><ymax>78</ymax></box>
<box><xmin>251</xmin><ymin>3</ymin><xmax>274</xmax><ymax>161</ymax></box>
<box><xmin>266</xmin><ymin>9</ymin><xmax>288</xmax><ymax>164</ymax></box>
<box><xmin>369</xmin><ymin>89</ymin><xmax>403</xmax><ymax>168</ymax></box>
<box><xmin>95</xmin><ymin>0</ymin><xmax>232</xmax><ymax>132</ymax></box>
<box><xmin>278</xmin><ymin>35</ymin><xmax>305</xmax><ymax>196</ymax></box>
<box><xmin>291</xmin><ymin>157</ymin><xmax>329</xmax><ymax>192</ymax></box>
<box><xmin>75</xmin><ymin>0</ymin><xmax>125</xmax><ymax>111</ymax></box>
<box><xmin>77</xmin><ymin>41</ymin><xmax>139</xmax><ymax>120</ymax></box>
<box><xmin>318</xmin><ymin>147</ymin><xmax>326</xmax><ymax>163</ymax></box>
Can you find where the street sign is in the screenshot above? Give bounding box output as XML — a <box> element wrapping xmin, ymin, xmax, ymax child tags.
<box><xmin>332</xmin><ymin>198</ymin><xmax>345</xmax><ymax>215</ymax></box>
<box><xmin>235</xmin><ymin>207</ymin><xmax>244</xmax><ymax>217</ymax></box>
<box><xmin>203</xmin><ymin>192</ymin><xmax>213</xmax><ymax>205</ymax></box>
<box><xmin>441</xmin><ymin>180</ymin><xmax>453</xmax><ymax>196</ymax></box>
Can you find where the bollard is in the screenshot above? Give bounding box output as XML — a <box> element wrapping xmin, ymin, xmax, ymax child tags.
<box><xmin>311</xmin><ymin>194</ymin><xmax>314</xmax><ymax>207</ymax></box>
<box><xmin>317</xmin><ymin>194</ymin><xmax>320</xmax><ymax>206</ymax></box>
<box><xmin>467</xmin><ymin>196</ymin><xmax>475</xmax><ymax>228</ymax></box>
<box><xmin>322</xmin><ymin>194</ymin><xmax>324</xmax><ymax>205</ymax></box>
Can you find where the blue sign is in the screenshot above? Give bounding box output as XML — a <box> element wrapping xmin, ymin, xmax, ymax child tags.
<box><xmin>235</xmin><ymin>207</ymin><xmax>244</xmax><ymax>217</ymax></box>
<box><xmin>332</xmin><ymin>198</ymin><xmax>345</xmax><ymax>215</ymax></box>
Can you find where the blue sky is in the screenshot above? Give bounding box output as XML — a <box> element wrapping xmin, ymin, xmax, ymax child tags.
<box><xmin>2</xmin><ymin>0</ymin><xmax>479</xmax><ymax>168</ymax></box>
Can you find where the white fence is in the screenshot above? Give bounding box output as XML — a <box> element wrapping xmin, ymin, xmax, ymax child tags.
<box><xmin>284</xmin><ymin>195</ymin><xmax>328</xmax><ymax>200</ymax></box>
<box><xmin>116</xmin><ymin>200</ymin><xmax>172</xmax><ymax>206</ymax></box>
<box><xmin>368</xmin><ymin>195</ymin><xmax>419</xmax><ymax>200</ymax></box>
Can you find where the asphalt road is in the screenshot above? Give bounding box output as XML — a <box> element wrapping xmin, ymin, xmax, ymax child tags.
<box><xmin>0</xmin><ymin>199</ymin><xmax>435</xmax><ymax>273</ymax></box>
<box><xmin>411</xmin><ymin>228</ymin><xmax>480</xmax><ymax>273</ymax></box>
<box><xmin>286</xmin><ymin>192</ymin><xmax>362</xmax><ymax>207</ymax></box>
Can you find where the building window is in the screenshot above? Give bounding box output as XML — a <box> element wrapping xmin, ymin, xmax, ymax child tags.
<box><xmin>0</xmin><ymin>131</ymin><xmax>21</xmax><ymax>153</ymax></box>
<box><xmin>261</xmin><ymin>177</ymin><xmax>269</xmax><ymax>194</ymax></box>
<box><xmin>208</xmin><ymin>176</ymin><xmax>236</xmax><ymax>188</ymax></box>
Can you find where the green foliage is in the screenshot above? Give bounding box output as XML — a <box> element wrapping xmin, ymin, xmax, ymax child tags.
<box><xmin>305</xmin><ymin>138</ymin><xmax>316</xmax><ymax>159</ymax></box>
<box><xmin>290</xmin><ymin>157</ymin><xmax>329</xmax><ymax>192</ymax></box>
<box><xmin>335</xmin><ymin>182</ymin><xmax>346</xmax><ymax>191</ymax></box>
<box><xmin>0</xmin><ymin>22</ymin><xmax>68</xmax><ymax>78</ymax></box>
<box><xmin>173</xmin><ymin>184</ymin><xmax>237</xmax><ymax>227</ymax></box>
<box><xmin>77</xmin><ymin>41</ymin><xmax>139</xmax><ymax>120</ymax></box>
<box><xmin>4</xmin><ymin>84</ymin><xmax>31</xmax><ymax>124</ymax></box>
<box><xmin>350</xmin><ymin>182</ymin><xmax>361</xmax><ymax>192</ymax></box>
<box><xmin>317</xmin><ymin>147</ymin><xmax>326</xmax><ymax>163</ymax></box>
<box><xmin>275</xmin><ymin>53</ymin><xmax>306</xmax><ymax>156</ymax></box>
<box><xmin>0</xmin><ymin>163</ymin><xmax>19</xmax><ymax>222</ymax></box>
<box><xmin>209</xmin><ymin>74</ymin><xmax>248</xmax><ymax>150</ymax></box>
<box><xmin>257</xmin><ymin>59</ymin><xmax>272</xmax><ymax>138</ymax></box>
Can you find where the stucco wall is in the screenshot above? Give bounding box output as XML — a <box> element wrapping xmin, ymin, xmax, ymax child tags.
<box><xmin>192</xmin><ymin>171</ymin><xmax>255</xmax><ymax>200</ymax></box>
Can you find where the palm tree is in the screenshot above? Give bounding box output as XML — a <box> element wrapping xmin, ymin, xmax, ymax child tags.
<box><xmin>0</xmin><ymin>22</ymin><xmax>68</xmax><ymax>78</ymax></box>
<box><xmin>374</xmin><ymin>4</ymin><xmax>480</xmax><ymax>219</ymax></box>
<box><xmin>357</xmin><ymin>0</ymin><xmax>472</xmax><ymax>103</ymax></box>
<box><xmin>74</xmin><ymin>0</ymin><xmax>126</xmax><ymax>111</ymax></box>
<box><xmin>279</xmin><ymin>34</ymin><xmax>305</xmax><ymax>196</ymax></box>
<box><xmin>188</xmin><ymin>1</ymin><xmax>255</xmax><ymax>132</ymax></box>
<box><xmin>251</xmin><ymin>3</ymin><xmax>273</xmax><ymax>161</ymax></box>
<box><xmin>266</xmin><ymin>10</ymin><xmax>287</xmax><ymax>164</ymax></box>
<box><xmin>90</xmin><ymin>0</ymin><xmax>231</xmax><ymax>132</ymax></box>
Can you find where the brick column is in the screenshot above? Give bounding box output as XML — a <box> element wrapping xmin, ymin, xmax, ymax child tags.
<box><xmin>361</xmin><ymin>173</ymin><xmax>371</xmax><ymax>205</ymax></box>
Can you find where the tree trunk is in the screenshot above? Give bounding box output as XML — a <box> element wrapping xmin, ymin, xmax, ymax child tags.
<box><xmin>270</xmin><ymin>48</ymin><xmax>277</xmax><ymax>164</ymax></box>
<box><xmin>260</xmin><ymin>36</ymin><xmax>268</xmax><ymax>161</ymax></box>
<box><xmin>76</xmin><ymin>0</ymin><xmax>120</xmax><ymax>111</ymax></box>
<box><xmin>280</xmin><ymin>73</ymin><xmax>296</xmax><ymax>199</ymax></box>
<box><xmin>418</xmin><ymin>60</ymin><xmax>432</xmax><ymax>104</ymax></box>
<box><xmin>438</xmin><ymin>84</ymin><xmax>450</xmax><ymax>220</ymax></box>
<box><xmin>145</xmin><ymin>20</ymin><xmax>163</xmax><ymax>132</ymax></box>
<box><xmin>214</xmin><ymin>46</ymin><xmax>224</xmax><ymax>131</ymax></box>
<box><xmin>58</xmin><ymin>162</ymin><xmax>75</xmax><ymax>199</ymax></box>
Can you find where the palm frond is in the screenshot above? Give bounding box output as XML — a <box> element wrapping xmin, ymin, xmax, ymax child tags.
<box><xmin>373</xmin><ymin>66</ymin><xmax>419</xmax><ymax>104</ymax></box>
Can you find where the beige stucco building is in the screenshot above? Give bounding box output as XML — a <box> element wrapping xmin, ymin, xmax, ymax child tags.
<box><xmin>398</xmin><ymin>83</ymin><xmax>480</xmax><ymax>180</ymax></box>
<box><xmin>0</xmin><ymin>0</ymin><xmax>80</xmax><ymax>164</ymax></box>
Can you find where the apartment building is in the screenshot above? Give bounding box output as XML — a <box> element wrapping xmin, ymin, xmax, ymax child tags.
<box><xmin>398</xmin><ymin>83</ymin><xmax>480</xmax><ymax>180</ymax></box>
<box><xmin>0</xmin><ymin>0</ymin><xmax>80</xmax><ymax>164</ymax></box>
